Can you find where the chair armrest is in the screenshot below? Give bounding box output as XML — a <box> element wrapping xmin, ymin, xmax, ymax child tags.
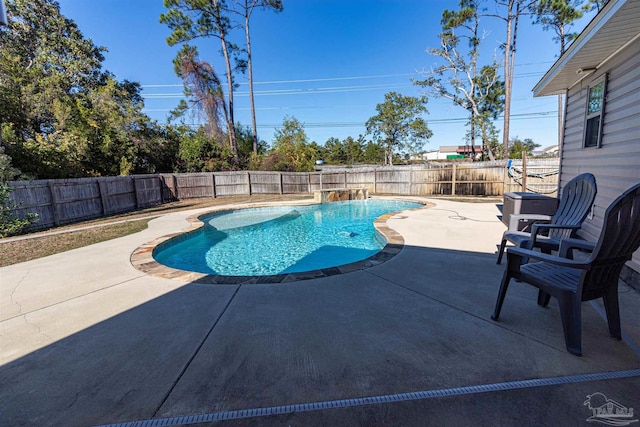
<box><xmin>507</xmin><ymin>214</ymin><xmax>552</xmax><ymax>231</ymax></box>
<box><xmin>506</xmin><ymin>246</ymin><xmax>591</xmax><ymax>270</ymax></box>
<box><xmin>558</xmin><ymin>238</ymin><xmax>595</xmax><ymax>258</ymax></box>
<box><xmin>530</xmin><ymin>223</ymin><xmax>581</xmax><ymax>247</ymax></box>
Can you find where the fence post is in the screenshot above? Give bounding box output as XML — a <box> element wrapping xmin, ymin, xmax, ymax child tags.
<box><xmin>98</xmin><ymin>179</ymin><xmax>109</xmax><ymax>216</ymax></box>
<box><xmin>344</xmin><ymin>171</ymin><xmax>347</xmax><ymax>188</ymax></box>
<box><xmin>409</xmin><ymin>168</ymin><xmax>414</xmax><ymax>195</ymax></box>
<box><xmin>373</xmin><ymin>168</ymin><xmax>377</xmax><ymax>194</ymax></box>
<box><xmin>503</xmin><ymin>164</ymin><xmax>509</xmax><ymax>195</ymax></box>
<box><xmin>211</xmin><ymin>173</ymin><xmax>216</xmax><ymax>198</ymax></box>
<box><xmin>132</xmin><ymin>176</ymin><xmax>140</xmax><ymax>208</ymax></box>
<box><xmin>47</xmin><ymin>181</ymin><xmax>60</xmax><ymax>226</ymax></box>
<box><xmin>278</xmin><ymin>172</ymin><xmax>283</xmax><ymax>195</ymax></box>
<box><xmin>523</xmin><ymin>153</ymin><xmax>528</xmax><ymax>191</ymax></box>
<box><xmin>247</xmin><ymin>172</ymin><xmax>251</xmax><ymax>195</ymax></box>
<box><xmin>159</xmin><ymin>175</ymin><xmax>166</xmax><ymax>203</ymax></box>
<box><xmin>320</xmin><ymin>170</ymin><xmax>323</xmax><ymax>190</ymax></box>
<box><xmin>173</xmin><ymin>174</ymin><xmax>179</xmax><ymax>200</ymax></box>
<box><xmin>451</xmin><ymin>164</ymin><xmax>457</xmax><ymax>196</ymax></box>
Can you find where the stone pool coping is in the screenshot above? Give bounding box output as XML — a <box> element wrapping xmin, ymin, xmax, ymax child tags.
<box><xmin>130</xmin><ymin>198</ymin><xmax>434</xmax><ymax>284</ymax></box>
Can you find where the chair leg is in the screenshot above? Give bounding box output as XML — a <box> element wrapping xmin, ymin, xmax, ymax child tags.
<box><xmin>497</xmin><ymin>238</ymin><xmax>507</xmax><ymax>264</ymax></box>
<box><xmin>491</xmin><ymin>271</ymin><xmax>512</xmax><ymax>321</ymax></box>
<box><xmin>602</xmin><ymin>286</ymin><xmax>622</xmax><ymax>340</ymax></box>
<box><xmin>558</xmin><ymin>293</ymin><xmax>582</xmax><ymax>356</ymax></box>
<box><xmin>537</xmin><ymin>290</ymin><xmax>551</xmax><ymax>307</ymax></box>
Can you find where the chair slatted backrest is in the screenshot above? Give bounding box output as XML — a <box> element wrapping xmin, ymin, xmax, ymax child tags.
<box><xmin>583</xmin><ymin>183</ymin><xmax>640</xmax><ymax>300</ymax></box>
<box><xmin>549</xmin><ymin>173</ymin><xmax>597</xmax><ymax>240</ymax></box>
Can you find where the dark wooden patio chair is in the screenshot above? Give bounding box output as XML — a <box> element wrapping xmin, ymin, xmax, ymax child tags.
<box><xmin>491</xmin><ymin>182</ymin><xmax>640</xmax><ymax>356</ymax></box>
<box><xmin>497</xmin><ymin>173</ymin><xmax>597</xmax><ymax>264</ymax></box>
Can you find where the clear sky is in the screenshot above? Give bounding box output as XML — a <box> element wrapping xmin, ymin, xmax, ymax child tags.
<box><xmin>56</xmin><ymin>0</ymin><xmax>596</xmax><ymax>151</ymax></box>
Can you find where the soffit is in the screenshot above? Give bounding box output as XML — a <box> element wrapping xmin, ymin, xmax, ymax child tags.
<box><xmin>533</xmin><ymin>0</ymin><xmax>640</xmax><ymax>96</ymax></box>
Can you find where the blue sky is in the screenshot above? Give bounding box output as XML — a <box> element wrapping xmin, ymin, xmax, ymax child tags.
<box><xmin>56</xmin><ymin>0</ymin><xmax>595</xmax><ymax>151</ymax></box>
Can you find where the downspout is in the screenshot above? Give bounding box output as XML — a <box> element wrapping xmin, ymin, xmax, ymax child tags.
<box><xmin>557</xmin><ymin>88</ymin><xmax>569</xmax><ymax>196</ymax></box>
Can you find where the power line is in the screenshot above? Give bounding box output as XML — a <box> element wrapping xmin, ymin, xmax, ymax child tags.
<box><xmin>141</xmin><ymin>83</ymin><xmax>415</xmax><ymax>99</ymax></box>
<box><xmin>170</xmin><ymin>111</ymin><xmax>556</xmax><ymax>129</ymax></box>
<box><xmin>140</xmin><ymin>73</ymin><xmax>415</xmax><ymax>88</ymax></box>
<box><xmin>139</xmin><ymin>63</ymin><xmax>553</xmax><ymax>89</ymax></box>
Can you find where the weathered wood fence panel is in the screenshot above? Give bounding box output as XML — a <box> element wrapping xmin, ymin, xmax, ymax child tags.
<box><xmin>8</xmin><ymin>180</ymin><xmax>56</xmax><ymax>229</ymax></box>
<box><xmin>102</xmin><ymin>178</ymin><xmax>136</xmax><ymax>216</ymax></box>
<box><xmin>6</xmin><ymin>159</ymin><xmax>559</xmax><ymax>232</ymax></box>
<box><xmin>174</xmin><ymin>173</ymin><xmax>215</xmax><ymax>199</ymax></box>
<box><xmin>375</xmin><ymin>169</ymin><xmax>412</xmax><ymax>194</ymax></box>
<box><xmin>7</xmin><ymin>175</ymin><xmax>164</xmax><ymax>229</ymax></box>
<box><xmin>346</xmin><ymin>170</ymin><xmax>376</xmax><ymax>194</ymax></box>
<box><xmin>214</xmin><ymin>172</ymin><xmax>250</xmax><ymax>196</ymax></box>
<box><xmin>134</xmin><ymin>175</ymin><xmax>163</xmax><ymax>208</ymax></box>
<box><xmin>282</xmin><ymin>173</ymin><xmax>309</xmax><ymax>194</ymax></box>
<box><xmin>249</xmin><ymin>172</ymin><xmax>281</xmax><ymax>194</ymax></box>
<box><xmin>503</xmin><ymin>159</ymin><xmax>560</xmax><ymax>195</ymax></box>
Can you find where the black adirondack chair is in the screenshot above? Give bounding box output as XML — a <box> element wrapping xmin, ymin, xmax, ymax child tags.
<box><xmin>497</xmin><ymin>173</ymin><xmax>597</xmax><ymax>264</ymax></box>
<box><xmin>492</xmin><ymin>182</ymin><xmax>640</xmax><ymax>356</ymax></box>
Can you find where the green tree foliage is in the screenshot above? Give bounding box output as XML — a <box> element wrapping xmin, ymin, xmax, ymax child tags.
<box><xmin>176</xmin><ymin>126</ymin><xmax>237</xmax><ymax>172</ymax></box>
<box><xmin>583</xmin><ymin>0</ymin><xmax>609</xmax><ymax>13</ymax></box>
<box><xmin>320</xmin><ymin>136</ymin><xmax>369</xmax><ymax>165</ymax></box>
<box><xmin>365</xmin><ymin>92</ymin><xmax>432</xmax><ymax>166</ymax></box>
<box><xmin>1</xmin><ymin>0</ymin><xmax>173</xmax><ymax>179</ymax></box>
<box><xmin>534</xmin><ymin>0</ymin><xmax>583</xmax><ymax>53</ymax></box>
<box><xmin>322</xmin><ymin>137</ymin><xmax>345</xmax><ymax>164</ymax></box>
<box><xmin>362</xmin><ymin>138</ymin><xmax>386</xmax><ymax>165</ymax></box>
<box><xmin>509</xmin><ymin>136</ymin><xmax>540</xmax><ymax>158</ymax></box>
<box><xmin>0</xmin><ymin>145</ymin><xmax>20</xmax><ymax>181</ymax></box>
<box><xmin>266</xmin><ymin>116</ymin><xmax>316</xmax><ymax>172</ymax></box>
<box><xmin>415</xmin><ymin>0</ymin><xmax>503</xmax><ymax>160</ymax></box>
<box><xmin>0</xmin><ymin>182</ymin><xmax>38</xmax><ymax>237</ymax></box>
<box><xmin>235</xmin><ymin>122</ymin><xmax>267</xmax><ymax>169</ymax></box>
<box><xmin>343</xmin><ymin>136</ymin><xmax>365</xmax><ymax>165</ymax></box>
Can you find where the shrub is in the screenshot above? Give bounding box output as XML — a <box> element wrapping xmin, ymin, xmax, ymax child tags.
<box><xmin>0</xmin><ymin>182</ymin><xmax>39</xmax><ymax>237</ymax></box>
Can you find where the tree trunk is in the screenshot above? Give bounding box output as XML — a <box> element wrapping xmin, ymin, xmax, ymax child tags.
<box><xmin>502</xmin><ymin>0</ymin><xmax>515</xmax><ymax>160</ymax></box>
<box><xmin>215</xmin><ymin>0</ymin><xmax>238</xmax><ymax>159</ymax></box>
<box><xmin>470</xmin><ymin>115</ymin><xmax>476</xmax><ymax>159</ymax></box>
<box><xmin>245</xmin><ymin>14</ymin><xmax>258</xmax><ymax>155</ymax></box>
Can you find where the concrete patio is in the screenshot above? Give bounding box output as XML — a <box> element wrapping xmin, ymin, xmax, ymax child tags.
<box><xmin>1</xmin><ymin>197</ymin><xmax>639</xmax><ymax>426</ymax></box>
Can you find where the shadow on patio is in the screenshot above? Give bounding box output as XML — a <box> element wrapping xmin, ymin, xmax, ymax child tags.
<box><xmin>1</xmin><ymin>244</ymin><xmax>639</xmax><ymax>426</ymax></box>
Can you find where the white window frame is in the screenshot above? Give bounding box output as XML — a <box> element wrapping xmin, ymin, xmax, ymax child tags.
<box><xmin>583</xmin><ymin>74</ymin><xmax>607</xmax><ymax>149</ymax></box>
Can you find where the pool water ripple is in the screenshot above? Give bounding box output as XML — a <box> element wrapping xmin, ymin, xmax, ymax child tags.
<box><xmin>153</xmin><ymin>200</ymin><xmax>422</xmax><ymax>276</ymax></box>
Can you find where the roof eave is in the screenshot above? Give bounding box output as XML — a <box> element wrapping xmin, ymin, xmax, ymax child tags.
<box><xmin>532</xmin><ymin>0</ymin><xmax>627</xmax><ymax>97</ymax></box>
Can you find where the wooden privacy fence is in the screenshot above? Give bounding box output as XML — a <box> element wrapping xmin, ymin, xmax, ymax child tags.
<box><xmin>8</xmin><ymin>175</ymin><xmax>163</xmax><ymax>230</ymax></box>
<box><xmin>7</xmin><ymin>159</ymin><xmax>558</xmax><ymax>231</ymax></box>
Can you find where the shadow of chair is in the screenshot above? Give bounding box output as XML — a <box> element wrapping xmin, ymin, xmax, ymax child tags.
<box><xmin>497</xmin><ymin>173</ymin><xmax>597</xmax><ymax>264</ymax></box>
<box><xmin>491</xmin><ymin>182</ymin><xmax>640</xmax><ymax>356</ymax></box>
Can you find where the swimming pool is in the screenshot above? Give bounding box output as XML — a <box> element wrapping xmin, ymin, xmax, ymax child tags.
<box><xmin>153</xmin><ymin>199</ymin><xmax>422</xmax><ymax>276</ymax></box>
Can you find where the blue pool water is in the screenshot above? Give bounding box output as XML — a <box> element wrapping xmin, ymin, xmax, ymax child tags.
<box><xmin>153</xmin><ymin>199</ymin><xmax>422</xmax><ymax>276</ymax></box>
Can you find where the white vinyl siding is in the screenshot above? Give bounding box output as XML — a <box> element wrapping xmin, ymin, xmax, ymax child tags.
<box><xmin>560</xmin><ymin>41</ymin><xmax>640</xmax><ymax>274</ymax></box>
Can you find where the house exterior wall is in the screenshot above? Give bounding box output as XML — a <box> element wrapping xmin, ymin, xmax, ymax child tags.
<box><xmin>560</xmin><ymin>41</ymin><xmax>640</xmax><ymax>282</ymax></box>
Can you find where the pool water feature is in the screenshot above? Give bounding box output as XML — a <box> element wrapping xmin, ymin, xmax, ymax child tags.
<box><xmin>153</xmin><ymin>199</ymin><xmax>422</xmax><ymax>276</ymax></box>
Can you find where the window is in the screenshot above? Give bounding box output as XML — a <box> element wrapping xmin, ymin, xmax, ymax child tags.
<box><xmin>583</xmin><ymin>75</ymin><xmax>606</xmax><ymax>148</ymax></box>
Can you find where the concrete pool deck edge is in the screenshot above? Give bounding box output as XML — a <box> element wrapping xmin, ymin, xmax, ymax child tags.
<box><xmin>130</xmin><ymin>198</ymin><xmax>435</xmax><ymax>284</ymax></box>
